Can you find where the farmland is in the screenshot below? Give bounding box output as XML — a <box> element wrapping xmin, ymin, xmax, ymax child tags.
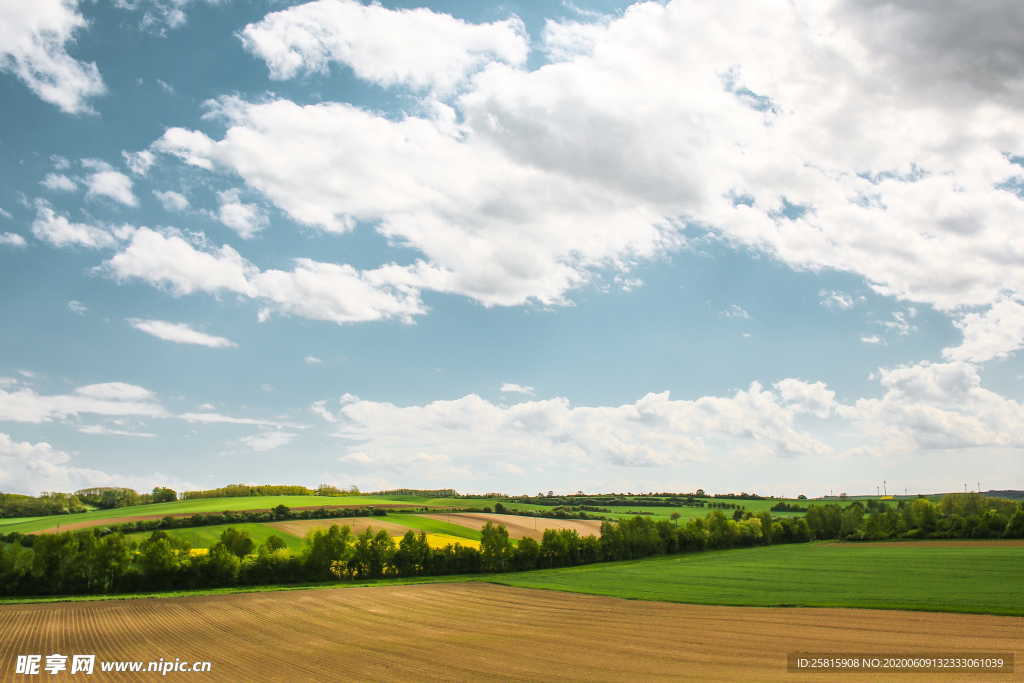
<box><xmin>0</xmin><ymin>493</ymin><xmax>795</xmax><ymax>535</ymax></box>
<box><xmin>1</xmin><ymin>582</ymin><xmax>1019</xmax><ymax>682</ymax></box>
<box><xmin>488</xmin><ymin>540</ymin><xmax>1024</xmax><ymax>616</ymax></box>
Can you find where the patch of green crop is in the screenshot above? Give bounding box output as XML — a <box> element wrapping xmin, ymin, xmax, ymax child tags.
<box><xmin>485</xmin><ymin>541</ymin><xmax>1024</xmax><ymax>616</ymax></box>
<box><xmin>124</xmin><ymin>522</ymin><xmax>304</xmax><ymax>552</ymax></box>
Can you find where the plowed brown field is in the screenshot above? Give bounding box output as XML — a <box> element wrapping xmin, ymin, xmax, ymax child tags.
<box><xmin>422</xmin><ymin>513</ymin><xmax>604</xmax><ymax>540</ymax></box>
<box><xmin>267</xmin><ymin>517</ymin><xmax>418</xmax><ymax>538</ymax></box>
<box><xmin>2</xmin><ymin>583</ymin><xmax>1019</xmax><ymax>682</ymax></box>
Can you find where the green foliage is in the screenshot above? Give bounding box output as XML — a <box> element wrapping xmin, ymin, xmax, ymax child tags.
<box><xmin>219</xmin><ymin>528</ymin><xmax>255</xmax><ymax>558</ymax></box>
<box><xmin>151</xmin><ymin>487</ymin><xmax>177</xmax><ymax>503</ymax></box>
<box><xmin>0</xmin><ymin>492</ymin><xmax>87</xmax><ymax>518</ymax></box>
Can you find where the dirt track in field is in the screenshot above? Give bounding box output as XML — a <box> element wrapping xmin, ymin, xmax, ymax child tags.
<box><xmin>267</xmin><ymin>517</ymin><xmax>418</xmax><ymax>539</ymax></box>
<box><xmin>1</xmin><ymin>583</ymin><xmax>1020</xmax><ymax>682</ymax></box>
<box><xmin>421</xmin><ymin>513</ymin><xmax>604</xmax><ymax>540</ymax></box>
<box><xmin>31</xmin><ymin>505</ymin><xmax>422</xmax><ymax>534</ymax></box>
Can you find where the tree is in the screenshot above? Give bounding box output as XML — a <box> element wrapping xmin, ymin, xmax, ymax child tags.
<box><xmin>151</xmin><ymin>487</ymin><xmax>176</xmax><ymax>503</ymax></box>
<box><xmin>219</xmin><ymin>528</ymin><xmax>255</xmax><ymax>558</ymax></box>
<box><xmin>480</xmin><ymin>522</ymin><xmax>513</xmax><ymax>572</ymax></box>
<box><xmin>670</xmin><ymin>512</ymin><xmax>681</xmax><ymax>525</ymax></box>
<box><xmin>261</xmin><ymin>535</ymin><xmax>287</xmax><ymax>553</ymax></box>
<box><xmin>797</xmin><ymin>494</ymin><xmax>807</xmax><ymax>500</ymax></box>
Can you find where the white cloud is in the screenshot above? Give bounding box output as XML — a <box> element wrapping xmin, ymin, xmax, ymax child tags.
<box><xmin>75</xmin><ymin>382</ymin><xmax>154</xmax><ymax>401</ymax></box>
<box><xmin>819</xmin><ymin>289</ymin><xmax>863</xmax><ymax>310</ymax></box>
<box><xmin>500</xmin><ymin>383</ymin><xmax>535</xmax><ymax>395</ymax></box>
<box><xmin>720</xmin><ymin>304</ymin><xmax>750</xmax><ymax>319</ymax></box>
<box><xmin>239</xmin><ymin>430</ymin><xmax>296</xmax><ymax>452</ymax></box>
<box><xmin>78</xmin><ymin>424</ymin><xmax>156</xmax><ymax>438</ymax></box>
<box><xmin>41</xmin><ymin>173</ymin><xmax>77</xmax><ymax>192</ymax></box>
<box><xmin>153</xmin><ymin>189</ymin><xmax>189</xmax><ymax>211</ymax></box>
<box><xmin>0</xmin><ymin>433</ymin><xmax>119</xmax><ymax>495</ymax></box>
<box><xmin>880</xmin><ymin>309</ymin><xmax>918</xmax><ymax>337</ymax></box>
<box><xmin>774</xmin><ymin>378</ymin><xmax>835</xmax><ymax>418</ymax></box>
<box><xmin>31</xmin><ymin>200</ymin><xmax>118</xmax><ymax>248</ymax></box>
<box><xmin>239</xmin><ymin>0</ymin><xmax>528</xmax><ymax>93</ymax></box>
<box><xmin>50</xmin><ymin>155</ymin><xmax>71</xmax><ymax>170</ymax></box>
<box><xmin>156</xmin><ymin>78</ymin><xmax>174</xmax><ymax>93</ymax></box>
<box><xmin>304</xmin><ymin>355</ymin><xmax>322</xmax><ymax>365</ymax></box>
<box><xmin>177</xmin><ymin>412</ymin><xmax>304</xmax><ymax>429</ymax></box>
<box><xmin>103</xmin><ymin>227</ymin><xmax>256</xmax><ymax>296</ymax></box>
<box><xmin>325</xmin><ymin>383</ymin><xmax>833</xmax><ymax>474</ymax></box>
<box><xmin>0</xmin><ymin>383</ymin><xmax>165</xmax><ymax>423</ymax></box>
<box><xmin>114</xmin><ymin>0</ymin><xmax>225</xmax><ymax>34</ymax></box>
<box><xmin>128</xmin><ymin>318</ymin><xmax>237</xmax><ymax>348</ymax></box>
<box><xmin>860</xmin><ymin>335</ymin><xmax>883</xmax><ymax>345</ymax></box>
<box><xmin>839</xmin><ymin>361</ymin><xmax>1024</xmax><ymax>453</ymax></box>
<box><xmin>215</xmin><ymin>188</ymin><xmax>267</xmax><ymax>239</ymax></box>
<box><xmin>310</xmin><ymin>399</ymin><xmax>335</xmax><ymax>422</ymax></box>
<box><xmin>122</xmin><ymin>149</ymin><xmax>156</xmax><ymax>175</ymax></box>
<box><xmin>82</xmin><ymin>159</ymin><xmax>138</xmax><ymax>206</ymax></box>
<box><xmin>0</xmin><ymin>232</ymin><xmax>26</xmax><ymax>247</ymax></box>
<box><xmin>67</xmin><ymin>300</ymin><xmax>87</xmax><ymax>315</ymax></box>
<box><xmin>102</xmin><ymin>227</ymin><xmax>442</xmax><ymax>324</ymax></box>
<box><xmin>943</xmin><ymin>297</ymin><xmax>1024</xmax><ymax>363</ymax></box>
<box><xmin>0</xmin><ymin>0</ymin><xmax>106</xmax><ymax>114</ymax></box>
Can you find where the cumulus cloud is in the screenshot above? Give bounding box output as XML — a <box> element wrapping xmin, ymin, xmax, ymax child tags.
<box><xmin>774</xmin><ymin>378</ymin><xmax>835</xmax><ymax>418</ymax></box>
<box><xmin>75</xmin><ymin>382</ymin><xmax>154</xmax><ymax>401</ymax></box>
<box><xmin>323</xmin><ymin>384</ymin><xmax>833</xmax><ymax>476</ymax></box>
<box><xmin>839</xmin><ymin>361</ymin><xmax>1024</xmax><ymax>453</ymax></box>
<box><xmin>31</xmin><ymin>200</ymin><xmax>118</xmax><ymax>248</ymax></box>
<box><xmin>41</xmin><ymin>173</ymin><xmax>77</xmax><ymax>192</ymax></box>
<box><xmin>0</xmin><ymin>232</ymin><xmax>26</xmax><ymax>247</ymax></box>
<box><xmin>0</xmin><ymin>0</ymin><xmax>106</xmax><ymax>114</ymax></box>
<box><xmin>239</xmin><ymin>0</ymin><xmax>528</xmax><ymax>93</ymax></box>
<box><xmin>152</xmin><ymin>0</ymin><xmax>1024</xmax><ymax>322</ymax></box>
<box><xmin>67</xmin><ymin>300</ymin><xmax>87</xmax><ymax>315</ymax></box>
<box><xmin>82</xmin><ymin>159</ymin><xmax>137</xmax><ymax>206</ymax></box>
<box><xmin>215</xmin><ymin>188</ymin><xmax>267</xmax><ymax>239</ymax></box>
<box><xmin>153</xmin><ymin>189</ymin><xmax>189</xmax><ymax>211</ymax></box>
<box><xmin>128</xmin><ymin>318</ymin><xmax>237</xmax><ymax>348</ymax></box>
<box><xmin>943</xmin><ymin>298</ymin><xmax>1024</xmax><ymax>364</ymax></box>
<box><xmin>102</xmin><ymin>227</ymin><xmax>444</xmax><ymax>323</ymax></box>
<box><xmin>860</xmin><ymin>335</ymin><xmax>883</xmax><ymax>345</ymax></box>
<box><xmin>239</xmin><ymin>430</ymin><xmax>296</xmax><ymax>452</ymax></box>
<box><xmin>122</xmin><ymin>149</ymin><xmax>156</xmax><ymax>175</ymax></box>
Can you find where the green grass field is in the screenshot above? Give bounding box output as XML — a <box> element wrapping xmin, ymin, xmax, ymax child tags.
<box><xmin>125</xmin><ymin>523</ymin><xmax>305</xmax><ymax>552</ymax></box>
<box><xmin>487</xmin><ymin>541</ymin><xmax>1024</xmax><ymax>616</ymax></box>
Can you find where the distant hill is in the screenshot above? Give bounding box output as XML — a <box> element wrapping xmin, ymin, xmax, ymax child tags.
<box><xmin>986</xmin><ymin>490</ymin><xmax>1024</xmax><ymax>500</ymax></box>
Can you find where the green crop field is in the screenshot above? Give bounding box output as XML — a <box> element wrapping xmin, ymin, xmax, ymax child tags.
<box><xmin>484</xmin><ymin>541</ymin><xmax>1024</xmax><ymax>616</ymax></box>
<box><xmin>124</xmin><ymin>522</ymin><xmax>305</xmax><ymax>552</ymax></box>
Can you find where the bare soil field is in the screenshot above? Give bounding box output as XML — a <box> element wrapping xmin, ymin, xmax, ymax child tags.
<box><xmin>267</xmin><ymin>517</ymin><xmax>417</xmax><ymax>538</ymax></box>
<box><xmin>1</xmin><ymin>583</ymin><xmax>1019</xmax><ymax>681</ymax></box>
<box><xmin>32</xmin><ymin>506</ymin><xmax>418</xmax><ymax>535</ymax></box>
<box><xmin>422</xmin><ymin>513</ymin><xmax>604</xmax><ymax>540</ymax></box>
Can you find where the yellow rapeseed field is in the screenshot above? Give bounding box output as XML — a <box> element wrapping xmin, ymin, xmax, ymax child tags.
<box><xmin>392</xmin><ymin>533</ymin><xmax>480</xmax><ymax>549</ymax></box>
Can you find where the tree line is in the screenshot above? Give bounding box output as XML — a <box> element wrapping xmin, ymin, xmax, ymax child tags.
<box><xmin>0</xmin><ymin>510</ymin><xmax>811</xmax><ymax>597</ymax></box>
<box><xmin>0</xmin><ymin>487</ymin><xmax>177</xmax><ymax>518</ymax></box>
<box><xmin>804</xmin><ymin>494</ymin><xmax>1024</xmax><ymax>540</ymax></box>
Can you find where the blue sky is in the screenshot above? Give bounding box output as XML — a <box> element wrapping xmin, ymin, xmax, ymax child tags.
<box><xmin>1</xmin><ymin>0</ymin><xmax>1022</xmax><ymax>497</ymax></box>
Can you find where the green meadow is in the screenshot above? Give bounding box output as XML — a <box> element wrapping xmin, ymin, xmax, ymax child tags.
<box><xmin>124</xmin><ymin>522</ymin><xmax>305</xmax><ymax>552</ymax></box>
<box><xmin>487</xmin><ymin>541</ymin><xmax>1024</xmax><ymax>616</ymax></box>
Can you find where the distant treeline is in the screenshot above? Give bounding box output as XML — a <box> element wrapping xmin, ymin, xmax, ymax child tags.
<box><xmin>805</xmin><ymin>494</ymin><xmax>1024</xmax><ymax>541</ymax></box>
<box><xmin>365</xmin><ymin>489</ymin><xmax>459</xmax><ymax>498</ymax></box>
<box><xmin>182</xmin><ymin>484</ymin><xmax>361</xmax><ymax>499</ymax></box>
<box><xmin>770</xmin><ymin>502</ymin><xmax>809</xmax><ymax>513</ymax></box>
<box><xmin>0</xmin><ymin>510</ymin><xmax>811</xmax><ymax>597</ymax></box>
<box><xmin>0</xmin><ymin>487</ymin><xmax>177</xmax><ymax>518</ymax></box>
<box><xmin>500</xmin><ymin>496</ymin><xmax>743</xmax><ymax>510</ymax></box>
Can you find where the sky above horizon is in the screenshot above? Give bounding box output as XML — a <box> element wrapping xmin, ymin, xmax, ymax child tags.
<box><xmin>1</xmin><ymin>0</ymin><xmax>1022</xmax><ymax>498</ymax></box>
